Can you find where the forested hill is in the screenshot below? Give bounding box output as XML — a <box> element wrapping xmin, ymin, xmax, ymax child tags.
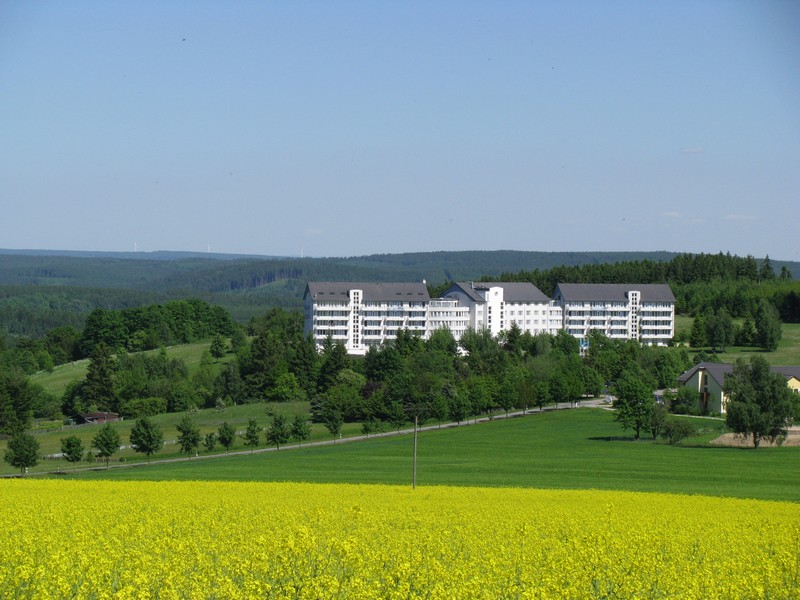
<box><xmin>0</xmin><ymin>250</ymin><xmax>687</xmax><ymax>291</ymax></box>
<box><xmin>1</xmin><ymin>249</ymin><xmax>799</xmax><ymax>335</ymax></box>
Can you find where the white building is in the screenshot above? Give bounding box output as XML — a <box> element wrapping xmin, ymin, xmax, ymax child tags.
<box><xmin>303</xmin><ymin>282</ymin><xmax>469</xmax><ymax>355</ymax></box>
<box><xmin>553</xmin><ymin>283</ymin><xmax>675</xmax><ymax>346</ymax></box>
<box><xmin>304</xmin><ymin>280</ymin><xmax>675</xmax><ymax>355</ymax></box>
<box><xmin>442</xmin><ymin>282</ymin><xmax>562</xmax><ymax>337</ymax></box>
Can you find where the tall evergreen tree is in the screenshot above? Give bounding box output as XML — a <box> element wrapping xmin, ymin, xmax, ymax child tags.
<box><xmin>0</xmin><ymin>371</ymin><xmax>34</xmax><ymax>436</ymax></box>
<box><xmin>83</xmin><ymin>342</ymin><xmax>118</xmax><ymax>412</ymax></box>
<box><xmin>759</xmin><ymin>255</ymin><xmax>776</xmax><ymax>281</ymax></box>
<box><xmin>754</xmin><ymin>300</ymin><xmax>782</xmax><ymax>352</ymax></box>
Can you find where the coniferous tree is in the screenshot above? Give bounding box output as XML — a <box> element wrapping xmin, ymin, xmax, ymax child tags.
<box><xmin>83</xmin><ymin>342</ymin><xmax>118</xmax><ymax>413</ymax></box>
<box><xmin>759</xmin><ymin>255</ymin><xmax>775</xmax><ymax>281</ymax></box>
<box><xmin>754</xmin><ymin>300</ymin><xmax>782</xmax><ymax>352</ymax></box>
<box><xmin>689</xmin><ymin>315</ymin><xmax>706</xmax><ymax>348</ymax></box>
<box><xmin>0</xmin><ymin>371</ymin><xmax>34</xmax><ymax>436</ymax></box>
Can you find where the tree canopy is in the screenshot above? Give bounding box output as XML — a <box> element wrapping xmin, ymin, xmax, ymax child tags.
<box><xmin>724</xmin><ymin>356</ymin><xmax>796</xmax><ymax>448</ymax></box>
<box><xmin>4</xmin><ymin>432</ymin><xmax>39</xmax><ymax>475</ymax></box>
<box><xmin>129</xmin><ymin>417</ymin><xmax>164</xmax><ymax>461</ymax></box>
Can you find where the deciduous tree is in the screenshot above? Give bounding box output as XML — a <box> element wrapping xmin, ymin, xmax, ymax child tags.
<box><xmin>243</xmin><ymin>418</ymin><xmax>261</xmax><ymax>452</ymax></box>
<box><xmin>613</xmin><ymin>367</ymin><xmax>655</xmax><ymax>440</ymax></box>
<box><xmin>91</xmin><ymin>424</ymin><xmax>120</xmax><ymax>468</ymax></box>
<box><xmin>176</xmin><ymin>414</ymin><xmax>201</xmax><ymax>455</ymax></box>
<box><xmin>323</xmin><ymin>408</ymin><xmax>343</xmax><ymax>442</ymax></box>
<box><xmin>266</xmin><ymin>414</ymin><xmax>291</xmax><ymax>449</ymax></box>
<box><xmin>290</xmin><ymin>414</ymin><xmax>312</xmax><ymax>445</ymax></box>
<box><xmin>724</xmin><ymin>356</ymin><xmax>795</xmax><ymax>448</ymax></box>
<box><xmin>209</xmin><ymin>334</ymin><xmax>227</xmax><ymax>361</ymax></box>
<box><xmin>60</xmin><ymin>435</ymin><xmax>84</xmax><ymax>468</ymax></box>
<box><xmin>4</xmin><ymin>432</ymin><xmax>39</xmax><ymax>475</ymax></box>
<box><xmin>218</xmin><ymin>422</ymin><xmax>236</xmax><ymax>452</ymax></box>
<box><xmin>203</xmin><ymin>432</ymin><xmax>217</xmax><ymax>453</ymax></box>
<box><xmin>129</xmin><ymin>417</ymin><xmax>164</xmax><ymax>461</ymax></box>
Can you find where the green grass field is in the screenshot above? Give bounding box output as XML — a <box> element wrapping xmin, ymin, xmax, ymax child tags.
<box><xmin>29</xmin><ymin>340</ymin><xmax>231</xmax><ymax>396</ymax></box>
<box><xmin>0</xmin><ymin>400</ymin><xmax>352</xmax><ymax>476</ymax></box>
<box><xmin>65</xmin><ymin>408</ymin><xmax>800</xmax><ymax>503</ymax></box>
<box><xmin>675</xmin><ymin>317</ymin><xmax>800</xmax><ymax>365</ymax></box>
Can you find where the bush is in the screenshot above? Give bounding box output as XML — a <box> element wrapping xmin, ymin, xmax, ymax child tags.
<box><xmin>120</xmin><ymin>396</ymin><xmax>167</xmax><ymax>417</ymax></box>
<box><xmin>661</xmin><ymin>419</ymin><xmax>696</xmax><ymax>445</ymax></box>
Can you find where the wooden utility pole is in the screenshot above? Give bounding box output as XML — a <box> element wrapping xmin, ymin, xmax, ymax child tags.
<box><xmin>412</xmin><ymin>415</ymin><xmax>418</xmax><ymax>489</ymax></box>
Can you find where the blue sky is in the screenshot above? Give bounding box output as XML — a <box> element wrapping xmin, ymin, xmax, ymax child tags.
<box><xmin>2</xmin><ymin>1</ymin><xmax>798</xmax><ymax>260</ymax></box>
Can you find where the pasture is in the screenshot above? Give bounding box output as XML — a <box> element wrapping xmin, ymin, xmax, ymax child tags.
<box><xmin>70</xmin><ymin>408</ymin><xmax>800</xmax><ymax>503</ymax></box>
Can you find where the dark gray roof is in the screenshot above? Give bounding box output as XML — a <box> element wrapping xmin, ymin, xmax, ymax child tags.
<box><xmin>676</xmin><ymin>362</ymin><xmax>733</xmax><ymax>386</ymax></box>
<box><xmin>304</xmin><ymin>282</ymin><xmax>430</xmax><ymax>302</ymax></box>
<box><xmin>445</xmin><ymin>281</ymin><xmax>549</xmax><ymax>303</ymax></box>
<box><xmin>773</xmin><ymin>366</ymin><xmax>800</xmax><ymax>381</ymax></box>
<box><xmin>554</xmin><ymin>283</ymin><xmax>675</xmax><ymax>302</ymax></box>
<box><xmin>677</xmin><ymin>362</ymin><xmax>800</xmax><ymax>386</ymax></box>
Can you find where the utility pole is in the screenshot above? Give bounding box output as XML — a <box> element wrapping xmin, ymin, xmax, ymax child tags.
<box><xmin>412</xmin><ymin>415</ymin><xmax>418</xmax><ymax>490</ymax></box>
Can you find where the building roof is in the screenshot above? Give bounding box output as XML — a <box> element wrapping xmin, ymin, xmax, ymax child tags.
<box><xmin>676</xmin><ymin>362</ymin><xmax>733</xmax><ymax>386</ymax></box>
<box><xmin>677</xmin><ymin>362</ymin><xmax>800</xmax><ymax>386</ymax></box>
<box><xmin>554</xmin><ymin>283</ymin><xmax>675</xmax><ymax>302</ymax></box>
<box><xmin>446</xmin><ymin>281</ymin><xmax>550</xmax><ymax>303</ymax></box>
<box><xmin>304</xmin><ymin>282</ymin><xmax>430</xmax><ymax>302</ymax></box>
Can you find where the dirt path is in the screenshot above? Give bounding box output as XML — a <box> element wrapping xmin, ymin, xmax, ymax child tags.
<box><xmin>710</xmin><ymin>427</ymin><xmax>800</xmax><ymax>448</ymax></box>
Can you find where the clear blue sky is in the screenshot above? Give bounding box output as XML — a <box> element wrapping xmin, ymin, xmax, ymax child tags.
<box><xmin>2</xmin><ymin>1</ymin><xmax>798</xmax><ymax>260</ymax></box>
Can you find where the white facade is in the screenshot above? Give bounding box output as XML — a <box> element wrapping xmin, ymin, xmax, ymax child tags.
<box><xmin>305</xmin><ymin>281</ymin><xmax>675</xmax><ymax>355</ymax></box>
<box><xmin>443</xmin><ymin>282</ymin><xmax>562</xmax><ymax>337</ymax></box>
<box><xmin>304</xmin><ymin>282</ymin><xmax>468</xmax><ymax>355</ymax></box>
<box><xmin>553</xmin><ymin>283</ymin><xmax>675</xmax><ymax>346</ymax></box>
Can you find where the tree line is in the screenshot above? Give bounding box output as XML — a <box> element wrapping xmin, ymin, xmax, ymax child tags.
<box><xmin>4</xmin><ymin>410</ymin><xmax>314</xmax><ymax>475</ymax></box>
<box><xmin>0</xmin><ymin>299</ymin><xmax>234</xmax><ymax>377</ymax></box>
<box><xmin>483</xmin><ymin>252</ymin><xmax>799</xmax><ymax>322</ymax></box>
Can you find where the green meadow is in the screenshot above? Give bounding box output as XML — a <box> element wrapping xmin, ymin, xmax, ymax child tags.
<box><xmin>12</xmin><ymin>320</ymin><xmax>799</xmax><ymax>501</ymax></box>
<box><xmin>70</xmin><ymin>408</ymin><xmax>800</xmax><ymax>503</ymax></box>
<box><xmin>30</xmin><ymin>341</ymin><xmax>222</xmax><ymax>396</ymax></box>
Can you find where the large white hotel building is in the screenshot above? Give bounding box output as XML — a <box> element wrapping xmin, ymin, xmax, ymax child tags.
<box><xmin>304</xmin><ymin>281</ymin><xmax>674</xmax><ymax>355</ymax></box>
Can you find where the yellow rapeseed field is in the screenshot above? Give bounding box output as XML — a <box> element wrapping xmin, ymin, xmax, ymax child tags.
<box><xmin>1</xmin><ymin>480</ymin><xmax>798</xmax><ymax>599</ymax></box>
